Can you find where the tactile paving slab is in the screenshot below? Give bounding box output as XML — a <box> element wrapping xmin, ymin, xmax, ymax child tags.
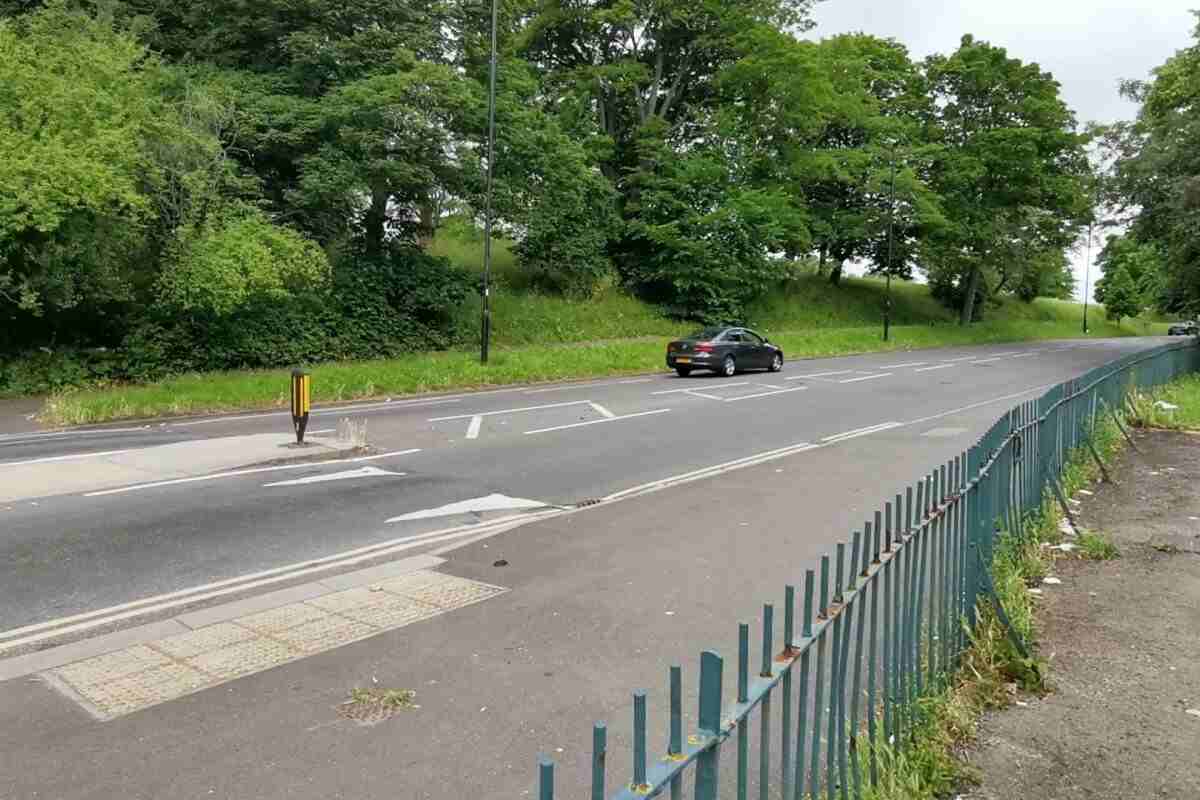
<box><xmin>44</xmin><ymin>570</ymin><xmax>506</xmax><ymax>719</ymax></box>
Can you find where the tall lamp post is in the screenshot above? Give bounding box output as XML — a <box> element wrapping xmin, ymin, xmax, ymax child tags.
<box><xmin>1082</xmin><ymin>220</ymin><xmax>1093</xmax><ymax>335</ymax></box>
<box><xmin>883</xmin><ymin>148</ymin><xmax>898</xmax><ymax>342</ymax></box>
<box><xmin>480</xmin><ymin>0</ymin><xmax>498</xmax><ymax>364</ymax></box>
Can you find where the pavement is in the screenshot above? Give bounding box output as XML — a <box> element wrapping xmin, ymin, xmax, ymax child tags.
<box><xmin>965</xmin><ymin>429</ymin><xmax>1200</xmax><ymax>800</ymax></box>
<box><xmin>0</xmin><ymin>336</ymin><xmax>1188</xmax><ymax>799</ymax></box>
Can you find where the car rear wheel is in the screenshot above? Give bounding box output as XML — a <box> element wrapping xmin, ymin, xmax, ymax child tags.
<box><xmin>675</xmin><ymin>367</ymin><xmax>692</xmax><ymax>377</ymax></box>
<box><xmin>720</xmin><ymin>354</ymin><xmax>736</xmax><ymax>377</ymax></box>
<box><xmin>768</xmin><ymin>352</ymin><xmax>783</xmax><ymax>372</ymax></box>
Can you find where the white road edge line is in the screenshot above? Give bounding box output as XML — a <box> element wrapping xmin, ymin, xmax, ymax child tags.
<box><xmin>822</xmin><ymin>422</ymin><xmax>903</xmax><ymax>443</ymax></box>
<box><xmin>589</xmin><ymin>402</ymin><xmax>617</xmax><ymax>419</ymax></box>
<box><xmin>725</xmin><ymin>387</ymin><xmax>807</xmax><ymax>403</ymax></box>
<box><xmin>839</xmin><ymin>373</ymin><xmax>893</xmax><ymax>383</ymax></box>
<box><xmin>0</xmin><ymin>425</ymin><xmax>152</xmax><ymax>444</ymax></box>
<box><xmin>939</xmin><ymin>356</ymin><xmax>977</xmax><ymax>363</ymax></box>
<box><xmin>913</xmin><ymin>363</ymin><xmax>956</xmax><ymax>373</ymax></box>
<box><xmin>5</xmin><ymin>382</ymin><xmax>1060</xmax><ymax>654</ymax></box>
<box><xmin>0</xmin><ymin>448</ymin><xmax>137</xmax><ymax>468</ymax></box>
<box><xmin>429</xmin><ymin>400</ymin><xmax>590</xmax><ymax>422</ymax></box>
<box><xmin>524</xmin><ymin>408</ymin><xmax>670</xmax><ymax>435</ymax></box>
<box><xmin>83</xmin><ymin>449</ymin><xmax>422</xmax><ymax>497</ymax></box>
<box><xmin>173</xmin><ymin>398</ymin><xmax>461</xmax><ymax>427</ymax></box>
<box><xmin>465</xmin><ymin>416</ymin><xmax>483</xmax><ymax>440</ymax></box>
<box><xmin>0</xmin><ymin>510</ymin><xmax>554</xmax><ymax>654</ymax></box>
<box><xmin>652</xmin><ymin>382</ymin><xmax>749</xmax><ymax>395</ymax></box>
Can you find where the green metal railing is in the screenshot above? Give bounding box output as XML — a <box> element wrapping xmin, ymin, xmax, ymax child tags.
<box><xmin>535</xmin><ymin>340</ymin><xmax>1200</xmax><ymax>800</ymax></box>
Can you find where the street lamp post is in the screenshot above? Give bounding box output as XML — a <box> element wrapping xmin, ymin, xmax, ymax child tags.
<box><xmin>883</xmin><ymin>149</ymin><xmax>898</xmax><ymax>342</ymax></box>
<box><xmin>1082</xmin><ymin>220</ymin><xmax>1093</xmax><ymax>335</ymax></box>
<box><xmin>480</xmin><ymin>0</ymin><xmax>498</xmax><ymax>364</ymax></box>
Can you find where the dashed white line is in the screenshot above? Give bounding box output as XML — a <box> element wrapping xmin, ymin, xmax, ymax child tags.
<box><xmin>784</xmin><ymin>371</ymin><xmax>854</xmax><ymax>381</ymax></box>
<box><xmin>524</xmin><ymin>409</ymin><xmax>671</xmax><ymax>435</ymax></box>
<box><xmin>653</xmin><ymin>382</ymin><xmax>749</xmax><ymax>395</ymax></box>
<box><xmin>725</xmin><ymin>387</ymin><xmax>807</xmax><ymax>403</ymax></box>
<box><xmin>939</xmin><ymin>356</ymin><xmax>977</xmax><ymax>363</ymax></box>
<box><xmin>839</xmin><ymin>373</ymin><xmax>893</xmax><ymax>383</ymax></box>
<box><xmin>882</xmin><ymin>362</ymin><xmax>928</xmax><ymax>369</ymax></box>
<box><xmin>465</xmin><ymin>416</ymin><xmax>483</xmax><ymax>440</ymax></box>
<box><xmin>589</xmin><ymin>402</ymin><xmax>617</xmax><ymax>419</ymax></box>
<box><xmin>685</xmin><ymin>391</ymin><xmax>727</xmax><ymax>401</ymax></box>
<box><xmin>83</xmin><ymin>449</ymin><xmax>422</xmax><ymax>497</ymax></box>
<box><xmin>1010</xmin><ymin>352</ymin><xmax>1037</xmax><ymax>359</ymax></box>
<box><xmin>913</xmin><ymin>363</ymin><xmax>956</xmax><ymax>373</ymax></box>
<box><xmin>430</xmin><ymin>400</ymin><xmax>590</xmax><ymax>422</ymax></box>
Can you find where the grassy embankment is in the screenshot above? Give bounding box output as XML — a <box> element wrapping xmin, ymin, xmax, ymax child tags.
<box><xmin>39</xmin><ymin>234</ymin><xmax>1167</xmax><ymax>425</ymax></box>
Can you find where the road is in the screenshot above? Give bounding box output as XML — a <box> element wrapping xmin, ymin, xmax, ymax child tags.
<box><xmin>0</xmin><ymin>338</ymin><xmax>1156</xmax><ymax>632</ymax></box>
<box><xmin>0</xmin><ymin>336</ymin><xmax>1177</xmax><ymax>799</ymax></box>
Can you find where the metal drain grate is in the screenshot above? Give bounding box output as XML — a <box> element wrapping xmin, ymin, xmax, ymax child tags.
<box><xmin>575</xmin><ymin>498</ymin><xmax>602</xmax><ymax>508</ymax></box>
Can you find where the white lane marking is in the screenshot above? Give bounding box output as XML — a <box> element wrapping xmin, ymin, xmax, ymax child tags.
<box><xmin>939</xmin><ymin>356</ymin><xmax>977</xmax><ymax>363</ymax></box>
<box><xmin>83</xmin><ymin>449</ymin><xmax>422</xmax><ymax>497</ymax></box>
<box><xmin>309</xmin><ymin>429</ymin><xmax>337</xmax><ymax>435</ymax></box>
<box><xmin>524</xmin><ymin>378</ymin><xmax>654</xmax><ymax>395</ymax></box>
<box><xmin>821</xmin><ymin>422</ymin><xmax>902</xmax><ymax>443</ymax></box>
<box><xmin>0</xmin><ymin>448</ymin><xmax>137</xmax><ymax>468</ymax></box>
<box><xmin>725</xmin><ymin>387</ymin><xmax>807</xmax><ymax>403</ymax></box>
<box><xmin>969</xmin><ymin>356</ymin><xmax>1007</xmax><ymax>364</ymax></box>
<box><xmin>0</xmin><ymin>511</ymin><xmax>553</xmax><ymax>653</ymax></box>
<box><xmin>386</xmin><ymin>493</ymin><xmax>550</xmax><ymax>524</ymax></box>
<box><xmin>589</xmin><ymin>402</ymin><xmax>617</xmax><ymax>419</ymax></box>
<box><xmin>913</xmin><ymin>363</ymin><xmax>956</xmax><ymax>373</ymax></box>
<box><xmin>652</xmin><ymin>382</ymin><xmax>749</xmax><ymax>395</ymax></box>
<box><xmin>903</xmin><ymin>383</ymin><xmax>1056</xmax><ymax>426</ymax></box>
<box><xmin>524</xmin><ymin>408</ymin><xmax>671</xmax><ymax>435</ymax></box>
<box><xmin>882</xmin><ymin>362</ymin><xmax>928</xmax><ymax>369</ymax></box>
<box><xmin>755</xmin><ymin>384</ymin><xmax>787</xmax><ymax>390</ymax></box>
<box><xmin>264</xmin><ymin>466</ymin><xmax>405</xmax><ymax>487</ymax></box>
<box><xmin>429</xmin><ymin>400</ymin><xmax>590</xmax><ymax>422</ymax></box>
<box><xmin>685</xmin><ymin>391</ymin><xmax>727</xmax><ymax>401</ymax></box>
<box><xmin>783</xmin><ymin>370</ymin><xmax>853</xmax><ymax>380</ymax></box>
<box><xmin>13</xmin><ymin>381</ymin><xmax>1069</xmax><ymax>653</ymax></box>
<box><xmin>839</xmin><ymin>373</ymin><xmax>893</xmax><ymax>383</ymax></box>
<box><xmin>173</xmin><ymin>398</ymin><xmax>461</xmax><ymax>427</ymax></box>
<box><xmin>0</xmin><ymin>425</ymin><xmax>151</xmax><ymax>444</ymax></box>
<box><xmin>1010</xmin><ymin>352</ymin><xmax>1037</xmax><ymax>358</ymax></box>
<box><xmin>465</xmin><ymin>416</ymin><xmax>483</xmax><ymax>440</ymax></box>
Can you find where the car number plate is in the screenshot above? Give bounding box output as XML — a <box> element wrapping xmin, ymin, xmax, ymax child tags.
<box><xmin>676</xmin><ymin>357</ymin><xmax>691</xmax><ymax>363</ymax></box>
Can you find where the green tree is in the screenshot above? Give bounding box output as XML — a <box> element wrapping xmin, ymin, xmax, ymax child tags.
<box><xmin>922</xmin><ymin>35</ymin><xmax>1091</xmax><ymax>323</ymax></box>
<box><xmin>1100</xmin><ymin>263</ymin><xmax>1142</xmax><ymax>323</ymax></box>
<box><xmin>1102</xmin><ymin>14</ymin><xmax>1200</xmax><ymax>314</ymax></box>
<box><xmin>1093</xmin><ymin>234</ymin><xmax>1165</xmax><ymax>307</ymax></box>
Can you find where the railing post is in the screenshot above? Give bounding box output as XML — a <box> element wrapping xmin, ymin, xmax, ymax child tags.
<box><xmin>695</xmin><ymin>651</ymin><xmax>724</xmax><ymax>800</ymax></box>
<box><xmin>539</xmin><ymin>757</ymin><xmax>554</xmax><ymax>800</ymax></box>
<box><xmin>592</xmin><ymin>723</ymin><xmax>607</xmax><ymax>800</ymax></box>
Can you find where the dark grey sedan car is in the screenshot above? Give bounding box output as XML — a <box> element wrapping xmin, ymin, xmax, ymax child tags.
<box><xmin>1167</xmin><ymin>321</ymin><xmax>1198</xmax><ymax>336</ymax></box>
<box><xmin>666</xmin><ymin>326</ymin><xmax>784</xmax><ymax>377</ymax></box>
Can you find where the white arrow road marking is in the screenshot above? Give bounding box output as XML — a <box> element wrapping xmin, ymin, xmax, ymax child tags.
<box><xmin>386</xmin><ymin>493</ymin><xmax>551</xmax><ymax>523</ymax></box>
<box><xmin>589</xmin><ymin>402</ymin><xmax>617</xmax><ymax>419</ymax></box>
<box><xmin>263</xmin><ymin>466</ymin><xmax>405</xmax><ymax>487</ymax></box>
<box><xmin>466</xmin><ymin>416</ymin><xmax>483</xmax><ymax>439</ymax></box>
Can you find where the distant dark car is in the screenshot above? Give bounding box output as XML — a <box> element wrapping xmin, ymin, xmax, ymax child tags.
<box><xmin>666</xmin><ymin>326</ymin><xmax>783</xmax><ymax>377</ymax></box>
<box><xmin>1167</xmin><ymin>321</ymin><xmax>1198</xmax><ymax>336</ymax></box>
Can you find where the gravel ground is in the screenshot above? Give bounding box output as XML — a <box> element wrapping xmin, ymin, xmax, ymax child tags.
<box><xmin>964</xmin><ymin>429</ymin><xmax>1200</xmax><ymax>799</ymax></box>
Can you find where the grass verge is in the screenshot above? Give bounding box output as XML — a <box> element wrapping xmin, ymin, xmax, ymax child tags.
<box><xmin>1126</xmin><ymin>372</ymin><xmax>1200</xmax><ymax>430</ymax></box>
<box><xmin>43</xmin><ymin>316</ymin><xmax>1161</xmax><ymax>426</ymax></box>
<box><xmin>859</xmin><ymin>414</ymin><xmax>1127</xmax><ymax>798</ymax></box>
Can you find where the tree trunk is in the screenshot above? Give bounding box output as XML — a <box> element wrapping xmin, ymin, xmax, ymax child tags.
<box><xmin>817</xmin><ymin>245</ymin><xmax>828</xmax><ymax>277</ymax></box>
<box><xmin>829</xmin><ymin>259</ymin><xmax>844</xmax><ymax>287</ymax></box>
<box><xmin>364</xmin><ymin>184</ymin><xmax>388</xmax><ymax>260</ymax></box>
<box><xmin>416</xmin><ymin>197</ymin><xmax>438</xmax><ymax>250</ymax></box>
<box><xmin>960</xmin><ymin>267</ymin><xmax>981</xmax><ymax>325</ymax></box>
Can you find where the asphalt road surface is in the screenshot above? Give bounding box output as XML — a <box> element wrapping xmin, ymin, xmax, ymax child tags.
<box><xmin>0</xmin><ymin>338</ymin><xmax>1167</xmax><ymax>632</ymax></box>
<box><xmin>0</xmin><ymin>336</ymin><xmax>1181</xmax><ymax>800</ymax></box>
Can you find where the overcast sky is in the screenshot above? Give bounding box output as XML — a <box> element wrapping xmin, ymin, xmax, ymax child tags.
<box><xmin>809</xmin><ymin>0</ymin><xmax>1198</xmax><ymax>300</ymax></box>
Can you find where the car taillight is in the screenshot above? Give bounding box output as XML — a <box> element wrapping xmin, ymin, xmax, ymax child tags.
<box><xmin>695</xmin><ymin>342</ymin><xmax>715</xmax><ymax>352</ymax></box>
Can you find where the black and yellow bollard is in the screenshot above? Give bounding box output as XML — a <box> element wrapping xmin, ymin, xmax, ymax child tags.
<box><xmin>291</xmin><ymin>369</ymin><xmax>311</xmax><ymax>444</ymax></box>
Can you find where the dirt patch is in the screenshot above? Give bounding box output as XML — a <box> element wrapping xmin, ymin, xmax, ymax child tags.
<box><xmin>964</xmin><ymin>429</ymin><xmax>1200</xmax><ymax>800</ymax></box>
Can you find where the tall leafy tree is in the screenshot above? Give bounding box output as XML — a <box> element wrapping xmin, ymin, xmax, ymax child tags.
<box><xmin>922</xmin><ymin>35</ymin><xmax>1091</xmax><ymax>323</ymax></box>
<box><xmin>1103</xmin><ymin>13</ymin><xmax>1200</xmax><ymax>314</ymax></box>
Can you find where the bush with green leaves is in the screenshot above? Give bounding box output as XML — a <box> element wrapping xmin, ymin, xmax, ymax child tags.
<box><xmin>157</xmin><ymin>210</ymin><xmax>331</xmax><ymax>316</ymax></box>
